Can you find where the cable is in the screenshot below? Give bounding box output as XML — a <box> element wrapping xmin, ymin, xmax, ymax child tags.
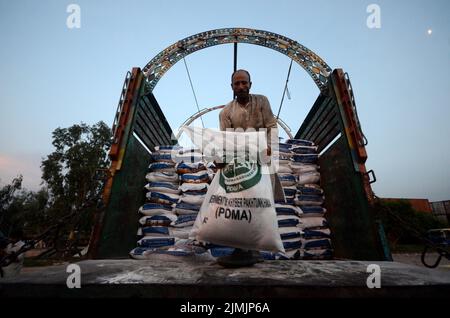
<box><xmin>183</xmin><ymin>57</ymin><xmax>204</xmax><ymax>128</ymax></box>
<box><xmin>276</xmin><ymin>59</ymin><xmax>293</xmax><ymax>119</ymax></box>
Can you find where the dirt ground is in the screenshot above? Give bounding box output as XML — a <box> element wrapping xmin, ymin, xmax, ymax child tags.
<box><xmin>392</xmin><ymin>252</ymin><xmax>450</xmax><ymax>271</ymax></box>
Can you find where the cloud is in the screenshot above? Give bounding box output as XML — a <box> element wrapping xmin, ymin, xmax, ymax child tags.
<box><xmin>0</xmin><ymin>153</ymin><xmax>44</xmax><ymax>191</ymax></box>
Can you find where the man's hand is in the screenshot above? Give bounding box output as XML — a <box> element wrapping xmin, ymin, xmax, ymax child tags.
<box><xmin>213</xmin><ymin>161</ymin><xmax>226</xmax><ymax>169</ymax></box>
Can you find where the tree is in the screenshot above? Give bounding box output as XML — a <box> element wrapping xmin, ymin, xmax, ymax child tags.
<box><xmin>376</xmin><ymin>200</ymin><xmax>447</xmax><ymax>249</ymax></box>
<box><xmin>40</xmin><ymin>121</ymin><xmax>111</xmax><ymax>238</ymax></box>
<box><xmin>0</xmin><ymin>176</ymin><xmax>23</xmax><ymax>211</ymax></box>
<box><xmin>0</xmin><ymin>187</ymin><xmax>49</xmax><ymax>238</ymax></box>
<box><xmin>0</xmin><ymin>175</ymin><xmax>23</xmax><ymax>235</ymax></box>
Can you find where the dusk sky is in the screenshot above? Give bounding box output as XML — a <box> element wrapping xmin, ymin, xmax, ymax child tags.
<box><xmin>0</xmin><ymin>0</ymin><xmax>449</xmax><ymax>201</ymax></box>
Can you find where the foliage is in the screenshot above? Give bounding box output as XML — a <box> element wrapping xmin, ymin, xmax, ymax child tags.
<box><xmin>0</xmin><ymin>122</ymin><xmax>111</xmax><ymax>251</ymax></box>
<box><xmin>0</xmin><ymin>175</ymin><xmax>23</xmax><ymax>235</ymax></box>
<box><xmin>376</xmin><ymin>200</ymin><xmax>447</xmax><ymax>248</ymax></box>
<box><xmin>40</xmin><ymin>121</ymin><xmax>112</xmax><ymax>238</ymax></box>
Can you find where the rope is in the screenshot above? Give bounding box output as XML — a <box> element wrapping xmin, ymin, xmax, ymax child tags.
<box><xmin>183</xmin><ymin>57</ymin><xmax>204</xmax><ymax>128</ymax></box>
<box><xmin>276</xmin><ymin>59</ymin><xmax>293</xmax><ymax>119</ymax></box>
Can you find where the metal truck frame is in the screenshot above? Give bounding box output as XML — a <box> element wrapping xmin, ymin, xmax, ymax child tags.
<box><xmin>89</xmin><ymin>28</ymin><xmax>390</xmax><ymax>261</ymax></box>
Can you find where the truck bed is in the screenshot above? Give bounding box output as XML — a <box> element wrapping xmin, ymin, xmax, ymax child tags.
<box><xmin>2</xmin><ymin>258</ymin><xmax>449</xmax><ymax>298</ymax></box>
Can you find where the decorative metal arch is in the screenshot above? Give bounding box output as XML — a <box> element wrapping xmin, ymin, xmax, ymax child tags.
<box><xmin>143</xmin><ymin>28</ymin><xmax>332</xmax><ymax>92</ymax></box>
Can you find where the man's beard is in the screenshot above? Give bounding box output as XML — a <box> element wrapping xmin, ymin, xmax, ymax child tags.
<box><xmin>236</xmin><ymin>90</ymin><xmax>249</xmax><ymax>99</ymax></box>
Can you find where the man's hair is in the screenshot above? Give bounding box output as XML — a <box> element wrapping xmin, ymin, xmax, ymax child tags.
<box><xmin>231</xmin><ymin>69</ymin><xmax>251</xmax><ymax>84</ymax></box>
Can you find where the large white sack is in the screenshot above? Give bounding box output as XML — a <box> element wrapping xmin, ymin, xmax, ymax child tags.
<box><xmin>182</xmin><ymin>127</ymin><xmax>283</xmax><ymax>252</ymax></box>
<box><xmin>146</xmin><ymin>171</ymin><xmax>179</xmax><ymax>183</ymax></box>
<box><xmin>297</xmin><ymin>216</ymin><xmax>329</xmax><ymax>229</ymax></box>
<box><xmin>191</xmin><ymin>165</ymin><xmax>284</xmax><ymax>253</ymax></box>
<box><xmin>139</xmin><ymin>213</ymin><xmax>177</xmax><ymax>226</ymax></box>
<box><xmin>274</xmin><ymin>162</ymin><xmax>293</xmax><ymax>174</ymax></box>
<box><xmin>139</xmin><ymin>203</ymin><xmax>174</xmax><ymax>216</ymax></box>
<box><xmin>289</xmin><ymin>163</ymin><xmax>319</xmax><ymax>174</ymax></box>
<box><xmin>179</xmin><ymin>194</ymin><xmax>206</xmax><ymax>205</ymax></box>
<box><xmin>145</xmin><ymin>182</ymin><xmax>180</xmax><ymax>194</ymax></box>
<box><xmin>138</xmin><ymin>226</ymin><xmax>193</xmax><ymax>239</ymax></box>
<box><xmin>181</xmin><ymin>126</ymin><xmax>271</xmax><ymax>165</ymax></box>
<box><xmin>179</xmin><ymin>182</ymin><xmax>209</xmax><ymax>193</ymax></box>
<box><xmin>297</xmin><ymin>171</ymin><xmax>321</xmax><ymax>185</ymax></box>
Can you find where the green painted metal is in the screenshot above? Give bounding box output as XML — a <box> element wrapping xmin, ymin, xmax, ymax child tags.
<box><xmin>376</xmin><ymin>220</ymin><xmax>394</xmax><ymax>261</ymax></box>
<box><xmin>319</xmin><ymin>136</ymin><xmax>383</xmax><ymax>260</ymax></box>
<box><xmin>95</xmin><ymin>135</ymin><xmax>150</xmax><ymax>258</ymax></box>
<box><xmin>94</xmin><ymin>81</ymin><xmax>174</xmax><ymax>258</ymax></box>
<box><xmin>297</xmin><ymin>94</ymin><xmax>340</xmax><ymax>153</ymax></box>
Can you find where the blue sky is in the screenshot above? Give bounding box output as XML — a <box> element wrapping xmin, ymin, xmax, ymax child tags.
<box><xmin>0</xmin><ymin>0</ymin><xmax>449</xmax><ymax>201</ymax></box>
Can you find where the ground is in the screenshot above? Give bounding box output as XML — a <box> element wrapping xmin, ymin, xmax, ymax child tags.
<box><xmin>392</xmin><ymin>253</ymin><xmax>450</xmax><ymax>270</ymax></box>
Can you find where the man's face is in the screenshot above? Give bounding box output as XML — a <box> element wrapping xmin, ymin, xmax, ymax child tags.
<box><xmin>231</xmin><ymin>71</ymin><xmax>251</xmax><ymax>99</ymax></box>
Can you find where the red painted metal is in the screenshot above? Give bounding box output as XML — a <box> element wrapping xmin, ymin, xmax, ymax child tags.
<box><xmin>333</xmin><ymin>69</ymin><xmax>374</xmax><ymax>203</ymax></box>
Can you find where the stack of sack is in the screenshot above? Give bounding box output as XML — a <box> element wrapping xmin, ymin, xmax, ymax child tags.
<box><xmin>130</xmin><ymin>138</ymin><xmax>332</xmax><ymax>261</ymax></box>
<box><xmin>130</xmin><ymin>145</ymin><xmax>207</xmax><ymax>259</ymax></box>
<box><xmin>267</xmin><ymin>138</ymin><xmax>333</xmax><ymax>260</ymax></box>
<box><xmin>173</xmin><ymin>147</ymin><xmax>209</xmax><ymax>237</ymax></box>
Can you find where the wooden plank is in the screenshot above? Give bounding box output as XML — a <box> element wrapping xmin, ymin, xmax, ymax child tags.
<box><xmin>316</xmin><ymin>122</ymin><xmax>340</xmax><ymax>152</ymax></box>
<box><xmin>300</xmin><ymin>96</ymin><xmax>332</xmax><ymax>140</ymax></box>
<box><xmin>140</xmin><ymin>96</ymin><xmax>173</xmax><ymax>142</ymax></box>
<box><xmin>307</xmin><ymin>107</ymin><xmax>338</xmax><ymax>142</ymax></box>
<box><xmin>296</xmin><ymin>94</ymin><xmax>330</xmax><ymax>138</ymax></box>
<box><xmin>138</xmin><ymin>105</ymin><xmax>172</xmax><ymax>145</ymax></box>
<box><xmin>134</xmin><ymin>119</ymin><xmax>157</xmax><ymax>151</ymax></box>
<box><xmin>302</xmin><ymin>101</ymin><xmax>334</xmax><ymax>142</ymax></box>
<box><xmin>145</xmin><ymin>93</ymin><xmax>173</xmax><ymax>136</ymax></box>
<box><xmin>140</xmin><ymin>98</ymin><xmax>172</xmax><ymax>142</ymax></box>
<box><xmin>135</xmin><ymin>109</ymin><xmax>165</xmax><ymax>146</ymax></box>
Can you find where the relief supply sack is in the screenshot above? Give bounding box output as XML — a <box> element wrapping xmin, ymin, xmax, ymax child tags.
<box><xmin>182</xmin><ymin>127</ymin><xmax>284</xmax><ymax>253</ymax></box>
<box><xmin>139</xmin><ymin>203</ymin><xmax>174</xmax><ymax>216</ymax></box>
<box><xmin>176</xmin><ymin>162</ymin><xmax>207</xmax><ymax>174</ymax></box>
<box><xmin>139</xmin><ymin>213</ymin><xmax>177</xmax><ymax>227</ymax></box>
<box><xmin>192</xmin><ymin>166</ymin><xmax>284</xmax><ymax>252</ymax></box>
<box><xmin>146</xmin><ymin>171</ymin><xmax>179</xmax><ymax>183</ymax></box>
<box><xmin>148</xmin><ymin>162</ymin><xmax>176</xmax><ymax>173</ymax></box>
<box><xmin>180</xmin><ymin>171</ymin><xmax>210</xmax><ymax>184</ymax></box>
<box><xmin>179</xmin><ymin>193</ymin><xmax>206</xmax><ymax>205</ymax></box>
<box><xmin>145</xmin><ymin>182</ymin><xmax>180</xmax><ymax>194</ymax></box>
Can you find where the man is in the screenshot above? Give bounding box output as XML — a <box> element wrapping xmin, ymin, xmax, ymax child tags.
<box><xmin>217</xmin><ymin>69</ymin><xmax>283</xmax><ymax>268</ymax></box>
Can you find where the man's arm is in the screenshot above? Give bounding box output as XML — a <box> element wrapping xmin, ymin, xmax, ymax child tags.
<box><xmin>219</xmin><ymin>108</ymin><xmax>232</xmax><ymax>131</ymax></box>
<box><xmin>216</xmin><ymin>108</ymin><xmax>231</xmax><ymax>168</ymax></box>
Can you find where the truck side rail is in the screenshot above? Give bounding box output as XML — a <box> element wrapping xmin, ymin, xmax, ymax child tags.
<box><xmin>296</xmin><ymin>69</ymin><xmax>387</xmax><ymax>261</ymax></box>
<box><xmin>89</xmin><ymin>68</ymin><xmax>174</xmax><ymax>258</ymax></box>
